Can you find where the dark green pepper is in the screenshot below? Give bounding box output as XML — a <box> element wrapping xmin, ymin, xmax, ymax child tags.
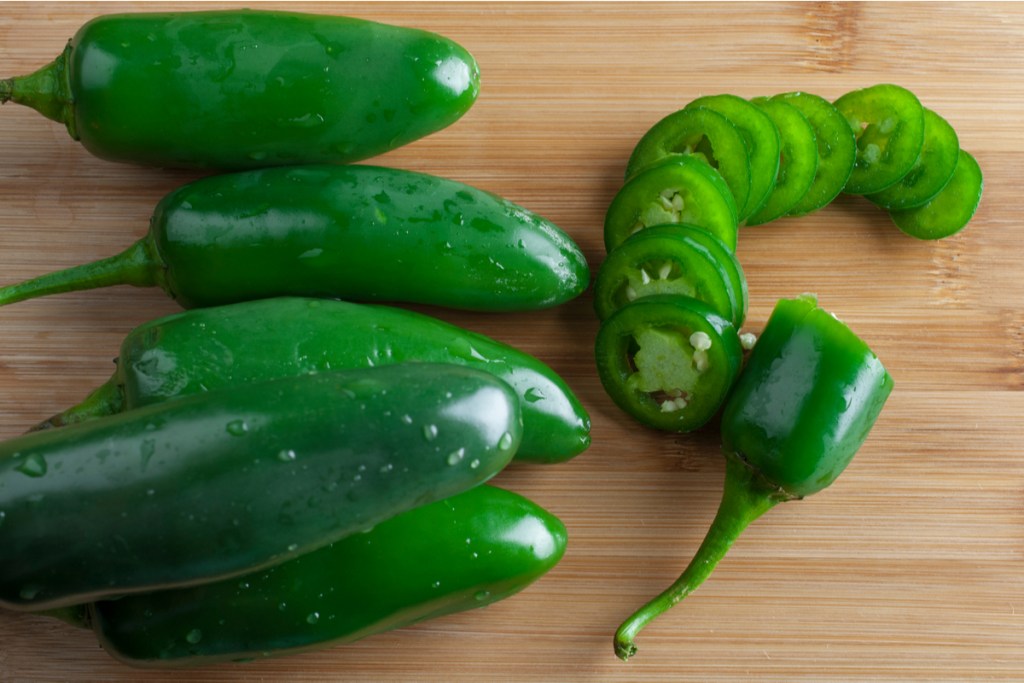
<box><xmin>74</xmin><ymin>484</ymin><xmax>565</xmax><ymax>667</ymax></box>
<box><xmin>614</xmin><ymin>295</ymin><xmax>893</xmax><ymax>660</ymax></box>
<box><xmin>0</xmin><ymin>10</ymin><xmax>479</xmax><ymax>169</ymax></box>
<box><xmin>36</xmin><ymin>297</ymin><xmax>590</xmax><ymax>464</ymax></box>
<box><xmin>0</xmin><ymin>364</ymin><xmax>521</xmax><ymax>610</ymax></box>
<box><xmin>0</xmin><ymin>165</ymin><xmax>589</xmax><ymax>312</ymax></box>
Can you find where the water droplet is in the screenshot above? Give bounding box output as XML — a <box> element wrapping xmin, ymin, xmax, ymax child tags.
<box><xmin>498</xmin><ymin>432</ymin><xmax>515</xmax><ymax>451</ymax></box>
<box><xmin>446</xmin><ymin>448</ymin><xmax>465</xmax><ymax>466</ymax></box>
<box><xmin>470</xmin><ymin>459</ymin><xmax>481</xmax><ymax>469</ymax></box>
<box><xmin>15</xmin><ymin>453</ymin><xmax>47</xmax><ymax>478</ymax></box>
<box><xmin>247</xmin><ymin>151</ymin><xmax>267</xmax><ymax>161</ymax></box>
<box><xmin>422</xmin><ymin>424</ymin><xmax>438</xmax><ymax>441</ymax></box>
<box><xmin>0</xmin><ymin>511</ymin><xmax>5</xmax><ymax>528</ymax></box>
<box><xmin>401</xmin><ymin>414</ymin><xmax>413</xmax><ymax>425</ymax></box>
<box><xmin>379</xmin><ymin>463</ymin><xmax>394</xmax><ymax>474</ymax></box>
<box><xmin>474</xmin><ymin>590</ymin><xmax>491</xmax><ymax>601</ymax></box>
<box><xmin>238</xmin><ymin>581</ymin><xmax>251</xmax><ymax>590</ymax></box>
<box><xmin>287</xmin><ymin>543</ymin><xmax>299</xmax><ymax>552</ymax></box>
<box><xmin>185</xmin><ymin>629</ymin><xmax>203</xmax><ymax>644</ymax></box>
<box><xmin>431</xmin><ymin>580</ymin><xmax>442</xmax><ymax>589</ymax></box>
<box><xmin>277</xmin><ymin>449</ymin><xmax>297</xmax><ymax>462</ymax></box>
<box><xmin>226</xmin><ymin>420</ymin><xmax>248</xmax><ymax>436</ymax></box>
<box><xmin>146</xmin><ymin>488</ymin><xmax>156</xmax><ymax>496</ymax></box>
<box><xmin>278</xmin><ymin>602</ymin><xmax>288</xmax><ymax>611</ymax></box>
<box><xmin>306</xmin><ymin>612</ymin><xmax>320</xmax><ymax>625</ymax></box>
<box><xmin>524</xmin><ymin>387</ymin><xmax>546</xmax><ymax>403</ymax></box>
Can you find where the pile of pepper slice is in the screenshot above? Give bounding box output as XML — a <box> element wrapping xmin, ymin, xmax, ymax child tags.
<box><xmin>595</xmin><ymin>86</ymin><xmax>920</xmax><ymax>660</ymax></box>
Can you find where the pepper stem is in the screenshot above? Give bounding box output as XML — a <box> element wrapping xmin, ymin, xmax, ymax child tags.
<box><xmin>28</xmin><ymin>378</ymin><xmax>125</xmax><ymax>432</ymax></box>
<box><xmin>613</xmin><ymin>454</ymin><xmax>787</xmax><ymax>661</ymax></box>
<box><xmin>0</xmin><ymin>238</ymin><xmax>163</xmax><ymax>307</ymax></box>
<box><xmin>0</xmin><ymin>78</ymin><xmax>12</xmax><ymax>103</ymax></box>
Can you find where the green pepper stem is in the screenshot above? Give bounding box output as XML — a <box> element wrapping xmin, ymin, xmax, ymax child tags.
<box><xmin>0</xmin><ymin>78</ymin><xmax>12</xmax><ymax>103</ymax></box>
<box><xmin>613</xmin><ymin>455</ymin><xmax>787</xmax><ymax>661</ymax></box>
<box><xmin>0</xmin><ymin>238</ymin><xmax>163</xmax><ymax>307</ymax></box>
<box><xmin>28</xmin><ymin>378</ymin><xmax>125</xmax><ymax>432</ymax></box>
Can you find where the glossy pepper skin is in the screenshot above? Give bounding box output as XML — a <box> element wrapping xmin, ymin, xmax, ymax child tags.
<box><xmin>81</xmin><ymin>485</ymin><xmax>566</xmax><ymax>667</ymax></box>
<box><xmin>36</xmin><ymin>297</ymin><xmax>591</xmax><ymax>463</ymax></box>
<box><xmin>0</xmin><ymin>364</ymin><xmax>521</xmax><ymax>611</ymax></box>
<box><xmin>0</xmin><ymin>10</ymin><xmax>480</xmax><ymax>169</ymax></box>
<box><xmin>0</xmin><ymin>165</ymin><xmax>590</xmax><ymax>313</ymax></box>
<box><xmin>614</xmin><ymin>295</ymin><xmax>893</xmax><ymax>660</ymax></box>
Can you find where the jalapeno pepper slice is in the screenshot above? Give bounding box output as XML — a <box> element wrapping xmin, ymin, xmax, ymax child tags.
<box><xmin>626</xmin><ymin>107</ymin><xmax>752</xmax><ymax>221</ymax></box>
<box><xmin>834</xmin><ymin>83</ymin><xmax>926</xmax><ymax>195</ymax></box>
<box><xmin>686</xmin><ymin>94</ymin><xmax>781</xmax><ymax>221</ymax></box>
<box><xmin>867</xmin><ymin>107</ymin><xmax>959</xmax><ymax>210</ymax></box>
<box><xmin>593</xmin><ymin>225</ymin><xmax>747</xmax><ymax>328</ymax></box>
<box><xmin>745</xmin><ymin>96</ymin><xmax>819</xmax><ymax>226</ymax></box>
<box><xmin>604</xmin><ymin>157</ymin><xmax>738</xmax><ymax>253</ymax></box>
<box><xmin>595</xmin><ymin>295</ymin><xmax>742</xmax><ymax>432</ymax></box>
<box><xmin>889</xmin><ymin>149</ymin><xmax>982</xmax><ymax>240</ymax></box>
<box><xmin>775</xmin><ymin>91</ymin><xmax>857</xmax><ymax>216</ymax></box>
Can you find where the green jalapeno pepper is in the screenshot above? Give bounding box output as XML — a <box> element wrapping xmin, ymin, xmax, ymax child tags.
<box><xmin>0</xmin><ymin>165</ymin><xmax>589</xmax><ymax>312</ymax></box>
<box><xmin>0</xmin><ymin>10</ymin><xmax>479</xmax><ymax>169</ymax></box>
<box><xmin>594</xmin><ymin>295</ymin><xmax>742</xmax><ymax>433</ymax></box>
<box><xmin>70</xmin><ymin>485</ymin><xmax>566</xmax><ymax>667</ymax></box>
<box><xmin>35</xmin><ymin>297</ymin><xmax>590</xmax><ymax>464</ymax></box>
<box><xmin>605</xmin><ymin>157</ymin><xmax>739</xmax><ymax>253</ymax></box>
<box><xmin>0</xmin><ymin>364</ymin><xmax>521</xmax><ymax>611</ymax></box>
<box><xmin>614</xmin><ymin>294</ymin><xmax>893</xmax><ymax>660</ymax></box>
<box><xmin>592</xmin><ymin>225</ymin><xmax>747</xmax><ymax>328</ymax></box>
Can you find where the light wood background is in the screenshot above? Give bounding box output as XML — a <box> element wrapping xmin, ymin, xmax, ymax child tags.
<box><xmin>0</xmin><ymin>3</ymin><xmax>1021</xmax><ymax>681</ymax></box>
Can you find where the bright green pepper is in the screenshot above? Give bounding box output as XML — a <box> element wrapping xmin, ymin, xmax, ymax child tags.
<box><xmin>35</xmin><ymin>297</ymin><xmax>590</xmax><ymax>464</ymax></box>
<box><xmin>0</xmin><ymin>10</ymin><xmax>479</xmax><ymax>169</ymax></box>
<box><xmin>0</xmin><ymin>364</ymin><xmax>521</xmax><ymax>611</ymax></box>
<box><xmin>71</xmin><ymin>484</ymin><xmax>565</xmax><ymax>667</ymax></box>
<box><xmin>0</xmin><ymin>165</ymin><xmax>589</xmax><ymax>313</ymax></box>
<box><xmin>614</xmin><ymin>294</ymin><xmax>893</xmax><ymax>660</ymax></box>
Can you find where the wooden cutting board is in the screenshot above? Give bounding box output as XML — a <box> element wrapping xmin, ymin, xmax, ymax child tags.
<box><xmin>0</xmin><ymin>2</ymin><xmax>1021</xmax><ymax>680</ymax></box>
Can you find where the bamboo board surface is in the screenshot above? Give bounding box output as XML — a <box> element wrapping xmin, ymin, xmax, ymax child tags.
<box><xmin>0</xmin><ymin>2</ymin><xmax>1021</xmax><ymax>681</ymax></box>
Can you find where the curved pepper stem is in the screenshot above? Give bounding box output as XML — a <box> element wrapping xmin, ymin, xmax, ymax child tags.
<box><xmin>0</xmin><ymin>238</ymin><xmax>162</xmax><ymax>307</ymax></box>
<box><xmin>29</xmin><ymin>378</ymin><xmax>125</xmax><ymax>432</ymax></box>
<box><xmin>613</xmin><ymin>454</ymin><xmax>788</xmax><ymax>661</ymax></box>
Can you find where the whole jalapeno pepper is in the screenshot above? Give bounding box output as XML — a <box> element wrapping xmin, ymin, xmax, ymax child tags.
<box><xmin>70</xmin><ymin>485</ymin><xmax>566</xmax><ymax>667</ymax></box>
<box><xmin>0</xmin><ymin>363</ymin><xmax>521</xmax><ymax>611</ymax></box>
<box><xmin>35</xmin><ymin>297</ymin><xmax>590</xmax><ymax>464</ymax></box>
<box><xmin>0</xmin><ymin>165</ymin><xmax>589</xmax><ymax>313</ymax></box>
<box><xmin>614</xmin><ymin>294</ymin><xmax>893</xmax><ymax>660</ymax></box>
<box><xmin>594</xmin><ymin>295</ymin><xmax>743</xmax><ymax>433</ymax></box>
<box><xmin>0</xmin><ymin>10</ymin><xmax>480</xmax><ymax>169</ymax></box>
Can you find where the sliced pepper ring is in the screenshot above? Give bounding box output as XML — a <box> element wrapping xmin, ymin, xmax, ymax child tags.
<box><xmin>867</xmin><ymin>107</ymin><xmax>960</xmax><ymax>211</ymax></box>
<box><xmin>604</xmin><ymin>157</ymin><xmax>738</xmax><ymax>253</ymax></box>
<box><xmin>686</xmin><ymin>93</ymin><xmax>781</xmax><ymax>221</ymax></box>
<box><xmin>593</xmin><ymin>224</ymin><xmax>748</xmax><ymax>328</ymax></box>
<box><xmin>745</xmin><ymin>96</ymin><xmax>819</xmax><ymax>226</ymax></box>
<box><xmin>889</xmin><ymin>149</ymin><xmax>982</xmax><ymax>240</ymax></box>
<box><xmin>775</xmin><ymin>91</ymin><xmax>857</xmax><ymax>217</ymax></box>
<box><xmin>834</xmin><ymin>83</ymin><xmax>926</xmax><ymax>195</ymax></box>
<box><xmin>625</xmin><ymin>106</ymin><xmax>752</xmax><ymax>220</ymax></box>
<box><xmin>595</xmin><ymin>295</ymin><xmax>742</xmax><ymax>432</ymax></box>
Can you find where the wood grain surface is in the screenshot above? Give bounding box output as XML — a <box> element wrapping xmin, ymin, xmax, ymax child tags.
<box><xmin>0</xmin><ymin>2</ymin><xmax>1021</xmax><ymax>681</ymax></box>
